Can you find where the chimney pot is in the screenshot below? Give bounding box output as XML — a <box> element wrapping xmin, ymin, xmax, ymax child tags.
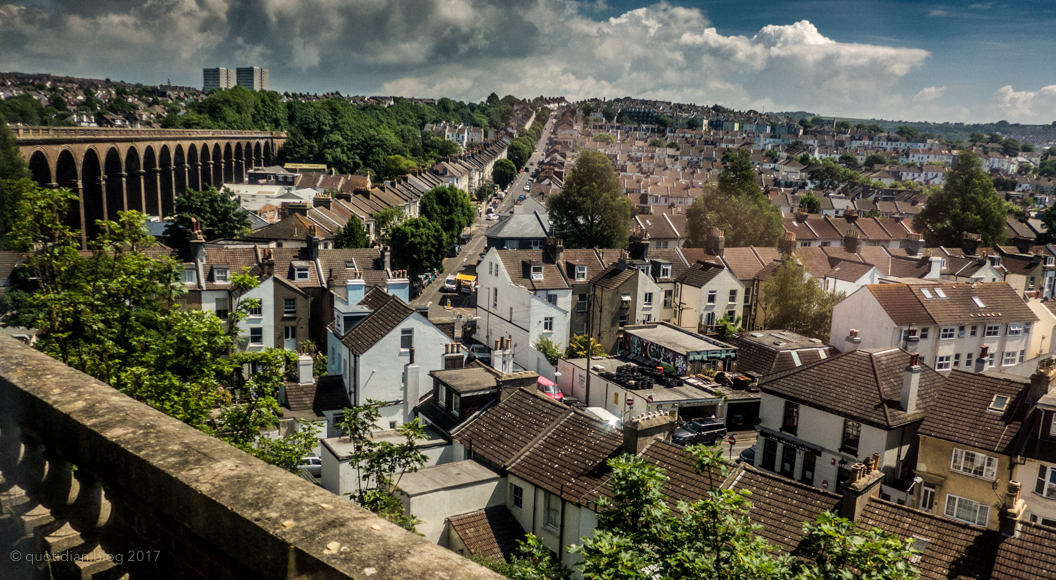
<box><xmin>902</xmin><ymin>353</ymin><xmax>922</xmax><ymax>412</ymax></box>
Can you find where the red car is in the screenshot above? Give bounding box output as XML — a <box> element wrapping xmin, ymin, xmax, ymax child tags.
<box><xmin>539</xmin><ymin>382</ymin><xmax>564</xmax><ymax>402</ymax></box>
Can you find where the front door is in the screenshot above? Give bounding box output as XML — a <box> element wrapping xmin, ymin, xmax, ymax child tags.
<box><xmin>284</xmin><ymin>326</ymin><xmax>297</xmax><ymax>351</ymax></box>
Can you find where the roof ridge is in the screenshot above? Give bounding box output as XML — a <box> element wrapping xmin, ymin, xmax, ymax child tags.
<box><xmin>871</xmin><ymin>349</ymin><xmax>895</xmax><ymax>426</ymax></box>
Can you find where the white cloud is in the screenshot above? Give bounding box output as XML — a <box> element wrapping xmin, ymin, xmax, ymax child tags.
<box><xmin>0</xmin><ymin>0</ymin><xmax>1045</xmax><ymax>123</ymax></box>
<box><xmin>992</xmin><ymin>85</ymin><xmax>1056</xmax><ymax>123</ymax></box>
<box><xmin>929</xmin><ymin>9</ymin><xmax>948</xmax><ymax>16</ymax></box>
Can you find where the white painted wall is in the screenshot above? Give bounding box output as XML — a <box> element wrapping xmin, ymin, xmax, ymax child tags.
<box><xmin>401</xmin><ymin>476</ymin><xmax>505</xmax><ymax>544</ymax></box>
<box><xmin>1018</xmin><ymin>458</ymin><xmax>1056</xmax><ymax>526</ymax></box>
<box><xmin>238</xmin><ymin>279</ymin><xmax>275</xmax><ymax>350</ymax></box>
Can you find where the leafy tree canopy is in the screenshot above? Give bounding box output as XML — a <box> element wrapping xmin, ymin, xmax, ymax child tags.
<box><xmin>334</xmin><ymin>217</ymin><xmax>370</xmax><ymax>249</ymax></box>
<box><xmin>533</xmin><ymin>336</ymin><xmax>562</xmax><ymax>366</ymax></box>
<box><xmin>389</xmin><ymin>217</ymin><xmax>446</xmax><ymax>280</ymax></box>
<box><xmin>760</xmin><ymin>256</ymin><xmax>844</xmax><ymax>343</ymax></box>
<box><xmin>372</xmin><ymin>207</ymin><xmax>404</xmax><ymax>243</ymax></box>
<box><xmin>565</xmin><ymin>334</ymin><xmax>606</xmax><ymax>359</ymax></box>
<box><xmin>492</xmin><ymin>158</ymin><xmax>517</xmax><ymax>189</ymax></box>
<box><xmin>686</xmin><ymin>148</ymin><xmax>782</xmax><ymax>248</ymax></box>
<box><xmin>547</xmin><ymin>149</ymin><xmax>632</xmax><ymax>249</ymax></box>
<box><xmin>420</xmin><ymin>184</ymin><xmax>475</xmax><ymax>245</ymax></box>
<box><xmin>799</xmin><ymin>192</ymin><xmax>822</xmax><ymax>214</ymax></box>
<box><xmin>163</xmin><ymin>186</ymin><xmax>251</xmax><ymax>251</ymax></box>
<box><xmin>913</xmin><ymin>150</ymin><xmax>1006</xmax><ymax>247</ymax></box>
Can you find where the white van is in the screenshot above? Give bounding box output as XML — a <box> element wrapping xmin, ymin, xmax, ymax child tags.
<box><xmin>443</xmin><ymin>275</ymin><xmax>457</xmax><ymax>292</ymax></box>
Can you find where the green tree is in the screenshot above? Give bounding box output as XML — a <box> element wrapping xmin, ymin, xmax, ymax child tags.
<box><xmin>715</xmin><ymin>313</ymin><xmax>743</xmax><ymax>341</ymax></box>
<box><xmin>1021</xmin><ymin>142</ymin><xmax>1035</xmax><ymax>153</ymax></box>
<box><xmin>547</xmin><ymin>150</ymin><xmax>632</xmax><ymax>249</ymax></box>
<box><xmin>913</xmin><ymin>150</ymin><xmax>1006</xmax><ymax>247</ymax></box>
<box><xmin>794</xmin><ymin>512</ymin><xmax>921</xmax><ymax>580</ymax></box>
<box><xmin>565</xmin><ymin>334</ymin><xmax>606</xmax><ymax>359</ymax></box>
<box><xmin>389</xmin><ymin>217</ymin><xmax>446</xmax><ymax>280</ymax></box>
<box><xmin>649</xmin><ymin>137</ymin><xmax>666</xmax><ymax>148</ymax></box>
<box><xmin>2</xmin><ymin>190</ymin><xmax>313</xmax><ymax>471</ymax></box>
<box><xmin>337</xmin><ymin>401</ymin><xmax>428</xmax><ymax>531</ymax></box>
<box><xmin>686</xmin><ymin>118</ymin><xmax>702</xmax><ymax>130</ymax></box>
<box><xmin>380</xmin><ymin>154</ymin><xmax>417</xmax><ymax>181</ymax></box>
<box><xmin>1002</xmin><ymin>138</ymin><xmax>1022</xmax><ymax>157</ymax></box>
<box><xmin>667</xmin><ymin>141</ymin><xmax>680</xmax><ymax>149</ymax></box>
<box><xmin>863</xmin><ymin>154</ymin><xmax>888</xmax><ymax>168</ymax></box>
<box><xmin>602</xmin><ymin>104</ymin><xmax>617</xmax><ymax>122</ymax></box>
<box><xmin>839</xmin><ymin>153</ymin><xmax>859</xmax><ymax>167</ymax></box>
<box><xmin>334</xmin><ymin>217</ymin><xmax>370</xmax><ymax>249</ymax></box>
<box><xmin>1034</xmin><ymin>204</ymin><xmax>1056</xmax><ymax>245</ymax></box>
<box><xmin>655</xmin><ymin>114</ymin><xmax>671</xmax><ymax>129</ymax></box>
<box><xmin>493</xmin><ymin>158</ymin><xmax>517</xmax><ymax>189</ymax></box>
<box><xmin>163</xmin><ymin>186</ymin><xmax>250</xmax><ymax>250</ymax></box>
<box><xmin>760</xmin><ymin>256</ymin><xmax>844</xmax><ymax>343</ymax></box>
<box><xmin>533</xmin><ymin>336</ymin><xmax>562</xmax><ymax>366</ymax></box>
<box><xmin>594</xmin><ymin>133</ymin><xmax>616</xmax><ymax>144</ymax></box>
<box><xmin>686</xmin><ymin>149</ymin><xmax>782</xmax><ymax>248</ymax></box>
<box><xmin>508</xmin><ymin>138</ymin><xmax>533</xmax><ymax>169</ymax></box>
<box><xmin>834</xmin><ymin>120</ymin><xmax>850</xmax><ymax>133</ymax></box>
<box><xmin>420</xmin><ymin>184</ymin><xmax>475</xmax><ymax>245</ymax></box>
<box><xmin>0</xmin><ymin>113</ymin><xmax>33</xmax><ymax>248</ymax></box>
<box><xmin>799</xmin><ymin>193</ymin><xmax>821</xmax><ymax>214</ymax></box>
<box><xmin>896</xmin><ymin>125</ymin><xmax>920</xmax><ymax>139</ymax></box>
<box><xmin>969</xmin><ymin>132</ymin><xmax>986</xmax><ymax>144</ymax></box>
<box><xmin>372</xmin><ymin>207</ymin><xmax>404</xmax><ymax>243</ymax></box>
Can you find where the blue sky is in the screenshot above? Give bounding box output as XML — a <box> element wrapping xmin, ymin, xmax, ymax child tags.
<box><xmin>0</xmin><ymin>0</ymin><xmax>1053</xmax><ymax>123</ymax></box>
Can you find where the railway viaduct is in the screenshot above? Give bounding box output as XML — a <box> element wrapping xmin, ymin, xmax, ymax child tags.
<box><xmin>13</xmin><ymin>126</ymin><xmax>286</xmax><ymax>246</ymax></box>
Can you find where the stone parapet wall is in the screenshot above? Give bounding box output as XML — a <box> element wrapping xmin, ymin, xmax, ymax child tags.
<box><xmin>0</xmin><ymin>335</ymin><xmax>500</xmax><ymax>580</ymax></box>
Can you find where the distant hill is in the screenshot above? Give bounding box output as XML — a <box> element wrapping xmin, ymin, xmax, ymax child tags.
<box><xmin>774</xmin><ymin>111</ymin><xmax>1056</xmax><ymax>147</ymax></box>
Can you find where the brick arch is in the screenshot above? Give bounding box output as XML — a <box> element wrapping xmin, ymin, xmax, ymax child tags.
<box><xmin>124</xmin><ymin>146</ymin><xmax>143</xmax><ymax>213</ymax></box>
<box><xmin>142</xmin><ymin>145</ymin><xmax>160</xmax><ymax>217</ymax></box>
<box><xmin>27</xmin><ymin>149</ymin><xmax>51</xmax><ymax>185</ymax></box>
<box><xmin>103</xmin><ymin>146</ymin><xmax>124</xmax><ymax>221</ymax></box>
<box><xmin>233</xmin><ymin>142</ymin><xmax>245</xmax><ymax>184</ymax></box>
<box><xmin>199</xmin><ymin>142</ymin><xmax>212</xmax><ymax>188</ymax></box>
<box><xmin>211</xmin><ymin>142</ymin><xmax>223</xmax><ymax>187</ymax></box>
<box><xmin>223</xmin><ymin>142</ymin><xmax>234</xmax><ymax>184</ymax></box>
<box><xmin>186</xmin><ymin>143</ymin><xmax>201</xmax><ymax>192</ymax></box>
<box><xmin>82</xmin><ymin>148</ymin><xmax>104</xmax><ymax>240</ymax></box>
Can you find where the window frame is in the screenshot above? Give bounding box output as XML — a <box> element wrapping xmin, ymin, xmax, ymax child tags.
<box><xmin>944</xmin><ymin>494</ymin><xmax>990</xmax><ymax>527</ymax></box>
<box><xmin>643</xmin><ymin>292</ymin><xmax>653</xmax><ymax>306</ymax></box>
<box><xmin>283</xmin><ymin>298</ymin><xmax>297</xmax><ymax>317</ymax></box>
<box><xmin>214</xmin><ymin>267</ymin><xmax>230</xmax><ymax>283</ymax></box>
<box><xmin>729</xmin><ymin>289</ymin><xmax>738</xmax><ymax>303</ymax></box>
<box><xmin>215</xmin><ymin>296</ymin><xmax>229</xmax><ymax>320</ymax></box>
<box><xmin>249</xmin><ymin>327</ymin><xmax>264</xmax><ymax>346</ymax></box>
<box><xmin>1002</xmin><ymin>351</ymin><xmax>1017</xmax><ymax>366</ymax></box>
<box><xmin>543</xmin><ymin>317</ymin><xmax>554</xmax><ymax>332</ymax></box>
<box><xmin>531</xmin><ymin>265</ymin><xmax>544</xmax><ymax>280</ymax></box>
<box><xmin>577</xmin><ymin>293</ymin><xmax>588</xmax><ymax>313</ymax></box>
<box><xmin>781</xmin><ymin>401</ymin><xmax>799</xmax><ymax>435</ymax></box>
<box><xmin>575</xmin><ymin>265</ymin><xmax>587</xmax><ymax>281</ymax></box>
<box><xmin>401</xmin><ymin>328</ymin><xmax>414</xmax><ymax>350</ymax></box>
<box><xmin>840</xmin><ymin>419</ymin><xmax>861</xmax><ymax>454</ymax></box>
<box><xmin>1007</xmin><ymin>323</ymin><xmax>1024</xmax><ymax>336</ymax></box>
<box><xmin>663</xmin><ymin>289</ymin><xmax>673</xmax><ymax>308</ymax></box>
<box><xmin>950</xmin><ymin>447</ymin><xmax>998</xmax><ymax>480</ymax></box>
<box><xmin>248</xmin><ymin>300</ymin><xmax>263</xmax><ymax>317</ymax></box>
<box><xmin>511</xmin><ymin>484</ymin><xmax>524</xmax><ymax>509</ymax></box>
<box><xmin>935</xmin><ymin>355</ymin><xmax>952</xmax><ymax>370</ymax></box>
<box><xmin>660</xmin><ymin>264</ymin><xmax>672</xmax><ymax>278</ymax></box>
<box><xmin>940</xmin><ymin>326</ymin><xmax>956</xmax><ymax>340</ymax></box>
<box><xmin>294</xmin><ymin>266</ymin><xmax>310</xmax><ymax>281</ymax></box>
<box><xmin>985</xmin><ymin>324</ymin><xmax>1000</xmax><ymax>337</ymax></box>
<box><xmin>544</xmin><ymin>491</ymin><xmax>561</xmax><ymax>529</ymax></box>
<box><xmin>707</xmin><ymin>290</ymin><xmax>717</xmax><ymax>304</ymax></box>
<box><xmin>1036</xmin><ymin>464</ymin><xmax>1056</xmax><ymax>499</ymax></box>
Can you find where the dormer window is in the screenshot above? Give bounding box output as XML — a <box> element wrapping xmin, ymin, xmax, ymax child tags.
<box><xmin>575</xmin><ymin>265</ymin><xmax>587</xmax><ymax>280</ymax></box>
<box><xmin>661</xmin><ymin>264</ymin><xmax>672</xmax><ymax>278</ymax></box>
<box><xmin>295</xmin><ymin>266</ymin><xmax>310</xmax><ymax>281</ymax></box>
<box><xmin>182</xmin><ymin>268</ymin><xmax>197</xmax><ymax>284</ymax></box>
<box><xmin>214</xmin><ymin>267</ymin><xmax>229</xmax><ymax>283</ymax></box>
<box><xmin>1047</xmin><ymin>256</ymin><xmax>1054</xmax><ymax>266</ymax></box>
<box><xmin>531</xmin><ymin>265</ymin><xmax>544</xmax><ymax>280</ymax></box>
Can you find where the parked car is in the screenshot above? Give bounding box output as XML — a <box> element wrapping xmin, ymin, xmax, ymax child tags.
<box><xmin>518</xmin><ymin>194</ymin><xmax>526</xmax><ymax>201</ymax></box>
<box><xmin>486</xmin><ymin>213</ymin><xmax>500</xmax><ymax>220</ymax></box>
<box><xmin>523</xmin><ymin>184</ymin><xmax>530</xmax><ymax>192</ymax></box>
<box><xmin>459</xmin><ymin>234</ymin><xmax>472</xmax><ymax>245</ymax></box>
<box><xmin>460</xmin><ymin>282</ymin><xmax>474</xmax><ymax>295</ymax></box>
<box><xmin>443</xmin><ymin>275</ymin><xmax>457</xmax><ymax>292</ymax></box>
<box><xmin>466</xmin><ymin>344</ymin><xmax>491</xmax><ymax>363</ymax></box>
<box><xmin>539</xmin><ymin>382</ymin><xmax>564</xmax><ymax>402</ymax></box>
<box><xmin>737</xmin><ymin>447</ymin><xmax>756</xmax><ymax>465</ymax></box>
<box><xmin>446</xmin><ymin>244</ymin><xmax>461</xmax><ymax>258</ymax></box>
<box><xmin>672</xmin><ymin>417</ymin><xmax>727</xmax><ymax>446</ymax></box>
<box><xmin>298</xmin><ymin>456</ymin><xmax>322</xmax><ymax>477</ymax></box>
<box><xmin>476</xmin><ymin>252</ymin><xmax>486</xmax><ymax>264</ymax></box>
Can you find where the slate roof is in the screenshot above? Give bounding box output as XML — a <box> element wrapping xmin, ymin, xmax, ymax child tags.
<box><xmin>760</xmin><ymin>348</ymin><xmax>944</xmax><ymax>429</ymax></box>
<box><xmin>823</xmin><ymin>259</ymin><xmax>876</xmax><ymax>282</ymax></box>
<box><xmin>338</xmin><ymin>289</ymin><xmax>414</xmax><ymax>356</ymax></box>
<box><xmin>244</xmin><ymin>212</ymin><xmax>321</xmax><ymax>241</ymax></box>
<box><xmin>727</xmin><ymin>331</ymin><xmax>838</xmax><ymax>377</ymax></box>
<box><xmin>283</xmin><ymin>375</ymin><xmax>351</xmax><ymax>412</ymax></box>
<box><xmin>866</xmin><ymin>282</ymin><xmax>1037</xmax><ymax>327</ymax></box>
<box><xmin>590</xmin><ymin>263</ymin><xmax>637</xmax><ymax>290</ymax></box>
<box><xmin>675</xmin><ymin>260</ymin><xmax>726</xmax><ymax>288</ymax></box>
<box><xmin>318</xmin><ymin>248</ymin><xmax>387</xmax><ymax>289</ymax></box>
<box><xmin>561</xmin><ymin>248</ymin><xmax>607</xmax><ymax>283</ymax></box>
<box><xmin>859</xmin><ymin>499</ymin><xmax>1003</xmax><ymax>580</ymax></box>
<box><xmin>485</xmin><ymin>212</ymin><xmax>550</xmax><ymax>240</ymax></box>
<box><xmin>448</xmin><ymin>505</ymin><xmax>527</xmax><ymax>562</ymax></box>
<box><xmin>719</xmin><ymin>247</ymin><xmax>769</xmax><ymax>282</ymax></box>
<box><xmin>918</xmin><ymin>370</ymin><xmax>1032</xmax><ymax>454</ymax></box>
<box><xmin>452</xmin><ymin>388</ymin><xmax>571</xmax><ymax>467</ymax></box>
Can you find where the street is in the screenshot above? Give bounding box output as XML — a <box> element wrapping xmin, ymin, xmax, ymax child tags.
<box><xmin>411</xmin><ymin>113</ymin><xmax>557</xmax><ymax>325</ymax></box>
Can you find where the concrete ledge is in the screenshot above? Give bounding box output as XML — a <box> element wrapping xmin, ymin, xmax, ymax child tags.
<box><xmin>0</xmin><ymin>335</ymin><xmax>501</xmax><ymax>580</ymax></box>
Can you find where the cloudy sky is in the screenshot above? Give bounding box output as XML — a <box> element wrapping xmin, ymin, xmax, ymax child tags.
<box><xmin>1</xmin><ymin>0</ymin><xmax>1054</xmax><ymax>123</ymax></box>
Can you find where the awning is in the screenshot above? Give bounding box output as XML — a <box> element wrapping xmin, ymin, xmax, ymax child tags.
<box><xmin>537</xmin><ymin>376</ymin><xmax>556</xmax><ymax>387</ymax></box>
<box><xmin>455</xmin><ymin>273</ymin><xmax>477</xmax><ymax>282</ymax></box>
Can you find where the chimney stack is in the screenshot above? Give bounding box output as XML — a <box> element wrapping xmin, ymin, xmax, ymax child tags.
<box><xmin>443</xmin><ymin>343</ymin><xmax>465</xmax><ymax>369</ymax></box>
<box><xmin>905</xmin><ymin>233</ymin><xmax>925</xmax><ymax>257</ymax></box>
<box><xmin>976</xmin><ymin>346</ymin><xmax>990</xmax><ymax>373</ymax></box>
<box><xmin>902</xmin><ymin>352</ymin><xmax>921</xmax><ymax>413</ymax></box>
<box><xmin>1029</xmin><ymin>357</ymin><xmax>1056</xmax><ymax>404</ymax></box>
<box><xmin>794</xmin><ymin>206</ymin><xmax>809</xmax><ymax>223</ymax></box>
<box><xmin>999</xmin><ymin>480</ymin><xmax>1025</xmax><ymax>536</ymax></box>
<box><xmin>844</xmin><ymin>328</ymin><xmax>862</xmax><ymax>352</ymax></box>
<box><xmin>839</xmin><ymin>456</ymin><xmax>885</xmax><ymax>521</ymax></box>
<box><xmin>381</xmin><ymin>246</ymin><xmax>391</xmax><ymax>272</ymax></box>
<box><xmin>296</xmin><ymin>354</ymin><xmax>314</xmax><ymax>385</ymax></box>
<box><xmin>779</xmin><ymin>231</ymin><xmax>796</xmax><ymax>256</ymax></box>
<box><xmin>708</xmin><ymin>227</ymin><xmax>725</xmax><ymax>258</ymax></box>
<box><xmin>962</xmin><ymin>232</ymin><xmax>982</xmax><ymax>256</ymax></box>
<box><xmin>621</xmin><ymin>411</ymin><xmax>675</xmax><ymax>455</ymax></box>
<box><xmin>843</xmin><ymin>229</ymin><xmax>861</xmax><ymax>254</ymax></box>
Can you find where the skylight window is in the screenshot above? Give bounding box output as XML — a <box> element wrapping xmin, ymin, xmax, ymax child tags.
<box><xmin>934</xmin><ymin>288</ymin><xmax>947</xmax><ymax>299</ymax></box>
<box><xmin>972</xmin><ymin>297</ymin><xmax>986</xmax><ymax>308</ymax></box>
<box><xmin>989</xmin><ymin>395</ymin><xmax>1009</xmax><ymax>411</ymax></box>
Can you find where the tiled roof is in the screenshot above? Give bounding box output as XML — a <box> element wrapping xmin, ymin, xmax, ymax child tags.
<box><xmin>918</xmin><ymin>370</ymin><xmax>1032</xmax><ymax>454</ymax></box>
<box><xmin>497</xmin><ymin>250</ymin><xmax>570</xmax><ymax>291</ymax></box>
<box><xmin>283</xmin><ymin>375</ymin><xmax>350</xmax><ymax>412</ymax></box>
<box><xmin>859</xmin><ymin>499</ymin><xmax>1003</xmax><ymax>580</ymax></box>
<box><xmin>823</xmin><ymin>259</ymin><xmax>876</xmax><ymax>282</ymax></box>
<box><xmin>244</xmin><ymin>212</ymin><xmax>321</xmax><ymax>241</ymax></box>
<box><xmin>318</xmin><ymin>248</ymin><xmax>387</xmax><ymax>289</ymax></box>
<box><xmin>590</xmin><ymin>264</ymin><xmax>637</xmax><ymax>290</ymax></box>
<box><xmin>338</xmin><ymin>290</ymin><xmax>414</xmax><ymax>356</ymax></box>
<box><xmin>760</xmin><ymin>348</ymin><xmax>944</xmax><ymax>429</ymax></box>
<box><xmin>271</xmin><ymin>247</ymin><xmax>321</xmax><ymax>289</ymax></box>
<box><xmin>448</xmin><ymin>505</ymin><xmax>527</xmax><ymax>562</ymax></box>
<box><xmin>865</xmin><ymin>282</ymin><xmax>1038</xmax><ymax>327</ymax></box>
<box><xmin>452</xmin><ymin>388</ymin><xmax>570</xmax><ymax>467</ymax></box>
<box><xmin>727</xmin><ymin>333</ymin><xmax>838</xmax><ymax>377</ymax></box>
<box><xmin>727</xmin><ymin>465</ymin><xmax>842</xmax><ymax>553</ymax></box>
<box><xmin>719</xmin><ymin>247</ymin><xmax>768</xmax><ymax>282</ymax></box>
<box><xmin>993</xmin><ymin>522</ymin><xmax>1056</xmax><ymax>580</ymax></box>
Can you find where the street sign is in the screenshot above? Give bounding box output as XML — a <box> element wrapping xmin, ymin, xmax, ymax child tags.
<box><xmin>727</xmin><ymin>435</ymin><xmax>737</xmax><ymax>445</ymax></box>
